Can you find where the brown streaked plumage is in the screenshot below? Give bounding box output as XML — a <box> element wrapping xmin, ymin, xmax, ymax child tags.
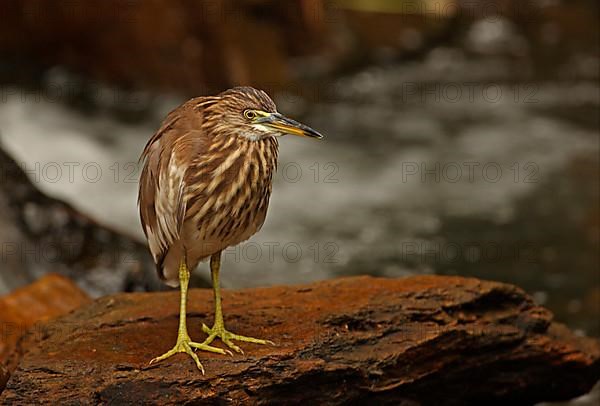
<box><xmin>138</xmin><ymin>86</ymin><xmax>323</xmax><ymax>372</ymax></box>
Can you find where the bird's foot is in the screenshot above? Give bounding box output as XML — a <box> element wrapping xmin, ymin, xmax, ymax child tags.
<box><xmin>201</xmin><ymin>322</ymin><xmax>275</xmax><ymax>354</ymax></box>
<box><xmin>149</xmin><ymin>333</ymin><xmax>229</xmax><ymax>373</ymax></box>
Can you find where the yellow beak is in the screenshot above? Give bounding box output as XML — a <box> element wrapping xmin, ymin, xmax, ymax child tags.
<box><xmin>258</xmin><ymin>113</ymin><xmax>323</xmax><ymax>139</ymax></box>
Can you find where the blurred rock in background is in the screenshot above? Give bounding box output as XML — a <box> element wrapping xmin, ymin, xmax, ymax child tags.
<box><xmin>0</xmin><ymin>145</ymin><xmax>164</xmax><ymax>295</ymax></box>
<box><xmin>0</xmin><ymin>274</ymin><xmax>90</xmax><ymax>369</ymax></box>
<box><xmin>0</xmin><ymin>0</ymin><xmax>336</xmax><ymax>93</ymax></box>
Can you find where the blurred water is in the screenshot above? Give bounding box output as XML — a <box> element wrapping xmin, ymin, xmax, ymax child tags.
<box><xmin>1</xmin><ymin>22</ymin><xmax>598</xmax><ymax>346</ymax></box>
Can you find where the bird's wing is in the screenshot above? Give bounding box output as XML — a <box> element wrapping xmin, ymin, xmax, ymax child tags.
<box><xmin>138</xmin><ymin>102</ymin><xmax>207</xmax><ymax>268</ymax></box>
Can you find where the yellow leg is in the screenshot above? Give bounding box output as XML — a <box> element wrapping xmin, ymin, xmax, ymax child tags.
<box><xmin>149</xmin><ymin>259</ymin><xmax>229</xmax><ymax>373</ymax></box>
<box><xmin>201</xmin><ymin>251</ymin><xmax>275</xmax><ymax>354</ymax></box>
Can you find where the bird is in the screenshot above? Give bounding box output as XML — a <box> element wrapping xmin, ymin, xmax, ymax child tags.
<box><xmin>138</xmin><ymin>86</ymin><xmax>323</xmax><ymax>372</ymax></box>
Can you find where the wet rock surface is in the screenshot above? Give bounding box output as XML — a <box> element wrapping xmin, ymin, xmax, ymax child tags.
<box><xmin>1</xmin><ymin>276</ymin><xmax>598</xmax><ymax>404</ymax></box>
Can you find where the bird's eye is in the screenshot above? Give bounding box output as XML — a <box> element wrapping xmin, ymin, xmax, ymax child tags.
<box><xmin>243</xmin><ymin>110</ymin><xmax>257</xmax><ymax>120</ymax></box>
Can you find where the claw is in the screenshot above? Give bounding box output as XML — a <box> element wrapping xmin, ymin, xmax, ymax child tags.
<box><xmin>223</xmin><ymin>339</ymin><xmax>243</xmax><ymax>354</ymax></box>
<box><xmin>200</xmin><ymin>323</ymin><xmax>275</xmax><ymax>354</ymax></box>
<box><xmin>149</xmin><ymin>335</ymin><xmax>229</xmax><ymax>374</ymax></box>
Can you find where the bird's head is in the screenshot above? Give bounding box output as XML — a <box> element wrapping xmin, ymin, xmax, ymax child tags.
<box><xmin>211</xmin><ymin>86</ymin><xmax>323</xmax><ymax>141</ymax></box>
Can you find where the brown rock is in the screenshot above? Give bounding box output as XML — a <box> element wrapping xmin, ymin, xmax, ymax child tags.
<box><xmin>1</xmin><ymin>276</ymin><xmax>599</xmax><ymax>404</ymax></box>
<box><xmin>0</xmin><ymin>274</ymin><xmax>91</xmax><ymax>369</ymax></box>
<box><xmin>0</xmin><ymin>0</ymin><xmax>333</xmax><ymax>93</ymax></box>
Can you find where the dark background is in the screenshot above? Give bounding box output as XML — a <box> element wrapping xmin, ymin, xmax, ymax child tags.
<box><xmin>0</xmin><ymin>3</ymin><xmax>598</xmax><ymax>399</ymax></box>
